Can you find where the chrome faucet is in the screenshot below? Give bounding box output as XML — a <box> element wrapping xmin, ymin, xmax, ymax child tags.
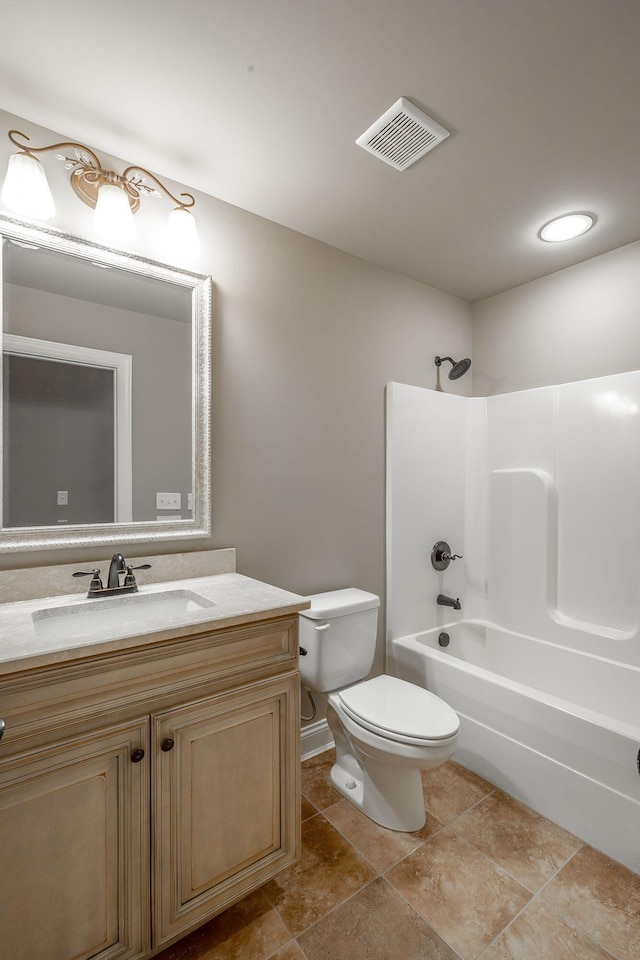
<box><xmin>437</xmin><ymin>594</ymin><xmax>461</xmax><ymax>611</ymax></box>
<box><xmin>73</xmin><ymin>553</ymin><xmax>152</xmax><ymax>597</ymax></box>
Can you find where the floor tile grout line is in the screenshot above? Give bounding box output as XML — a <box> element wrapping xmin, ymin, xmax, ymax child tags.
<box><xmin>300</xmin><ymin>791</ymin><xmax>319</xmax><ymax>817</ymax></box>
<box><xmin>315</xmin><ymin>808</ymin><xmax>387</xmax><ymax>876</ymax></box>
<box><xmin>321</xmin><ymin>801</ymin><xmax>449</xmax><ymax>875</ymax></box>
<box><xmin>445</xmin><ymin>816</ymin><xmax>584</xmax><ymax>893</ymax></box>
<box><xmin>471</xmin><ymin>842</ymin><xmax>627</xmax><ymax>960</ymax></box>
<box><xmin>382</xmin><ymin>824</ymin><xmax>534</xmax><ymax>960</ymax></box>
<box><xmin>472</xmin><ymin>882</ymin><xmax>620</xmax><ymax>960</ymax></box>
<box><xmin>284</xmin><ymin>875</ymin><xmax>382</xmax><ymax>942</ymax></box>
<box><xmin>263</xmin><ymin>938</ymin><xmax>298</xmax><ymax>960</ymax></box>
<box><xmin>294</xmin><ymin>940</ymin><xmax>312</xmax><ymax>960</ymax></box>
<box><xmin>262</xmin><ymin>804</ymin><xmax>383</xmax><ymax>942</ymax></box>
<box><xmin>473</xmin><ymin>885</ymin><xmax>555</xmax><ymax>960</ymax></box>
<box><xmin>263</xmin><ymin>936</ymin><xmax>312</xmax><ymax>960</ymax></box>
<box><xmin>452</xmin><ymin>785</ymin><xmax>590</xmax><ymax>847</ymax></box>
<box><xmin>431</xmin><ymin>785</ymin><xmax>498</xmax><ymax>827</ymax></box>
<box><xmin>533</xmin><ymin>845</ymin><xmax>630</xmax><ymax>960</ymax></box>
<box><xmin>533</xmin><ymin>892</ymin><xmax>623</xmax><ymax>960</ymax></box>
<box><xmin>429</xmin><ymin>823</ymin><xmax>534</xmax><ymax>896</ymax></box>
<box><xmin>378</xmin><ymin>873</ymin><xmax>466</xmax><ymax>960</ymax></box>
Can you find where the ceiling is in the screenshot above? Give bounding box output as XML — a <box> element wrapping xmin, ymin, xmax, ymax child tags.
<box><xmin>1</xmin><ymin>0</ymin><xmax>639</xmax><ymax>302</ymax></box>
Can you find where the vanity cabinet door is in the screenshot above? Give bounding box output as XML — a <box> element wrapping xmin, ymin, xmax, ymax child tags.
<box><xmin>0</xmin><ymin>719</ymin><xmax>150</xmax><ymax>960</ymax></box>
<box><xmin>152</xmin><ymin>673</ymin><xmax>299</xmax><ymax>948</ymax></box>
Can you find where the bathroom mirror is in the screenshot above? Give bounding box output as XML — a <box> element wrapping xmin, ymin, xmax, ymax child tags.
<box><xmin>0</xmin><ymin>213</ymin><xmax>211</xmax><ymax>551</ymax></box>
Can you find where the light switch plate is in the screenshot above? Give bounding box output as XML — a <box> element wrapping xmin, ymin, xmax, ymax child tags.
<box><xmin>156</xmin><ymin>492</ymin><xmax>181</xmax><ymax>510</ymax></box>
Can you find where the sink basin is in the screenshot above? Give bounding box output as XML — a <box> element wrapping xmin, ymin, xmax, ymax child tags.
<box><xmin>32</xmin><ymin>589</ymin><xmax>217</xmax><ymax>642</ymax></box>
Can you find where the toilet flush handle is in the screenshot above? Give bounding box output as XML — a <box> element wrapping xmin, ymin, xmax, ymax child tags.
<box><xmin>315</xmin><ymin>623</ymin><xmax>331</xmax><ymax>631</ymax></box>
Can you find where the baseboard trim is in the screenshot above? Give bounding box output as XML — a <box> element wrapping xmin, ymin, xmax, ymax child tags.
<box><xmin>300</xmin><ymin>719</ymin><xmax>334</xmax><ymax>761</ymax></box>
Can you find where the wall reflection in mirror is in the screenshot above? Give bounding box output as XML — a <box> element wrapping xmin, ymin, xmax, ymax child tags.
<box><xmin>0</xmin><ymin>215</ymin><xmax>212</xmax><ymax>551</ymax></box>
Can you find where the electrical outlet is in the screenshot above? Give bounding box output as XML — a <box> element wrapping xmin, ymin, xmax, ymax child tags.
<box><xmin>57</xmin><ymin>490</ymin><xmax>68</xmax><ymax>506</ymax></box>
<box><xmin>156</xmin><ymin>492</ymin><xmax>181</xmax><ymax>510</ymax></box>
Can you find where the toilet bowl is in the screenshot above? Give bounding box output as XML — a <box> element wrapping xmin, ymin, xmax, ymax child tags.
<box><xmin>299</xmin><ymin>589</ymin><xmax>459</xmax><ymax>831</ymax></box>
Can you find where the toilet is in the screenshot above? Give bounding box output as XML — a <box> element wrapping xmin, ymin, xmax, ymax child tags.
<box><xmin>299</xmin><ymin>588</ymin><xmax>459</xmax><ymax>832</ymax></box>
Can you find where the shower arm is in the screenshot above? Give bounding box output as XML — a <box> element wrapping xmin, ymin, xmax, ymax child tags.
<box><xmin>434</xmin><ymin>354</ymin><xmax>472</xmax><ymax>382</ymax></box>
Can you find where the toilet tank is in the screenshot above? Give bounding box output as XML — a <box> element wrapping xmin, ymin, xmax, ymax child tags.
<box><xmin>298</xmin><ymin>588</ymin><xmax>380</xmax><ymax>693</ymax></box>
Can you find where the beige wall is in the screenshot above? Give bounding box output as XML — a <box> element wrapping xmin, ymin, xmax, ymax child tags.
<box><xmin>0</xmin><ymin>110</ymin><xmax>473</xmax><ymax>679</ymax></box>
<box><xmin>472</xmin><ymin>240</ymin><xmax>640</xmax><ymax>396</ymax></box>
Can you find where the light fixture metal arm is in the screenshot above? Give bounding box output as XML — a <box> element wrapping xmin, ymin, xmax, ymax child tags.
<box><xmin>121</xmin><ymin>165</ymin><xmax>195</xmax><ymax>209</ymax></box>
<box><xmin>7</xmin><ymin>130</ymin><xmax>104</xmax><ymax>171</ymax></box>
<box><xmin>4</xmin><ymin>128</ymin><xmax>200</xmax><ymax>255</ymax></box>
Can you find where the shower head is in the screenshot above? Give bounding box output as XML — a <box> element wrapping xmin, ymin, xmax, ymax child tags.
<box><xmin>434</xmin><ymin>356</ymin><xmax>472</xmax><ymax>380</ymax></box>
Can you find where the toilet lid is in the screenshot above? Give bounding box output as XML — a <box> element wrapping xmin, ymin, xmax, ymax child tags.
<box><xmin>338</xmin><ymin>675</ymin><xmax>459</xmax><ymax>744</ymax></box>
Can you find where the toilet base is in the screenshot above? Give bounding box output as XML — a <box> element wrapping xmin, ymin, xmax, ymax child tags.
<box><xmin>330</xmin><ymin>752</ymin><xmax>427</xmax><ymax>832</ymax></box>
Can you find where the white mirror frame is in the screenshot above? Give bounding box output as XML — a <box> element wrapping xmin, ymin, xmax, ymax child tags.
<box><xmin>0</xmin><ymin>213</ymin><xmax>212</xmax><ymax>552</ymax></box>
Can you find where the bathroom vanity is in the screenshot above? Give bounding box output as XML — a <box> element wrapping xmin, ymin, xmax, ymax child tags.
<box><xmin>0</xmin><ymin>572</ymin><xmax>307</xmax><ymax>960</ymax></box>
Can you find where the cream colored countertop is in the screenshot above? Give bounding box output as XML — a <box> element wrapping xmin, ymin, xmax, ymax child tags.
<box><xmin>0</xmin><ymin>573</ymin><xmax>309</xmax><ymax>676</ymax></box>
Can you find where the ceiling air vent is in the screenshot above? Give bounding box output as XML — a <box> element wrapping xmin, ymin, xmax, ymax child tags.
<box><xmin>356</xmin><ymin>97</ymin><xmax>450</xmax><ymax>171</ymax></box>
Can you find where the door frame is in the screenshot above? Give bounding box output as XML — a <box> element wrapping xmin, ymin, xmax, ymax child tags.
<box><xmin>3</xmin><ymin>333</ymin><xmax>133</xmax><ymax>522</ymax></box>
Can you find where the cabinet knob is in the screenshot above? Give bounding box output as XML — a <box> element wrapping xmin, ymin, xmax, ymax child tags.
<box><xmin>161</xmin><ymin>738</ymin><xmax>175</xmax><ymax>752</ymax></box>
<box><xmin>0</xmin><ymin>718</ymin><xmax>5</xmax><ymax>742</ymax></box>
<box><xmin>130</xmin><ymin>747</ymin><xmax>145</xmax><ymax>763</ymax></box>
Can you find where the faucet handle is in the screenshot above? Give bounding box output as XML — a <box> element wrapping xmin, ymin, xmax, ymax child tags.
<box><xmin>72</xmin><ymin>568</ymin><xmax>103</xmax><ymax>591</ymax></box>
<box><xmin>123</xmin><ymin>563</ymin><xmax>152</xmax><ymax>589</ymax></box>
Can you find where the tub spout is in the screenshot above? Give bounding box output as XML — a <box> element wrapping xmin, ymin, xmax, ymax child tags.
<box><xmin>437</xmin><ymin>594</ymin><xmax>461</xmax><ymax>611</ymax></box>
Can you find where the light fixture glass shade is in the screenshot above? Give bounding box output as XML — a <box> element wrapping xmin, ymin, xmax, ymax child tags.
<box><xmin>93</xmin><ymin>182</ymin><xmax>136</xmax><ymax>243</ymax></box>
<box><xmin>539</xmin><ymin>213</ymin><xmax>594</xmax><ymax>242</ymax></box>
<box><xmin>165</xmin><ymin>206</ymin><xmax>200</xmax><ymax>260</ymax></box>
<box><xmin>1</xmin><ymin>152</ymin><xmax>56</xmax><ymax>219</ymax></box>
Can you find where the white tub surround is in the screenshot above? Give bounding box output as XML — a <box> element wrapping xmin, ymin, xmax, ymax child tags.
<box><xmin>386</xmin><ymin>377</ymin><xmax>640</xmax><ymax>875</ymax></box>
<box><xmin>386</xmin><ymin>376</ymin><xmax>640</xmax><ymax>664</ymax></box>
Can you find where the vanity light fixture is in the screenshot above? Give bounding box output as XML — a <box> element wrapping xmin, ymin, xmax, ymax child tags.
<box><xmin>539</xmin><ymin>212</ymin><xmax>595</xmax><ymax>242</ymax></box>
<box><xmin>1</xmin><ymin>129</ymin><xmax>200</xmax><ymax>259</ymax></box>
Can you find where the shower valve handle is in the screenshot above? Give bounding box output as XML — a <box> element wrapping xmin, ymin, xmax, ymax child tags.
<box><xmin>431</xmin><ymin>541</ymin><xmax>463</xmax><ymax>572</ymax></box>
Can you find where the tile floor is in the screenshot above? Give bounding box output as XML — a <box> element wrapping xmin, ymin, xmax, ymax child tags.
<box><xmin>156</xmin><ymin>750</ymin><xmax>640</xmax><ymax>960</ymax></box>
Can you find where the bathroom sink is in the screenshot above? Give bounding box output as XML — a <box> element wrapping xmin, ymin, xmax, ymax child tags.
<box><xmin>32</xmin><ymin>589</ymin><xmax>217</xmax><ymax>642</ymax></box>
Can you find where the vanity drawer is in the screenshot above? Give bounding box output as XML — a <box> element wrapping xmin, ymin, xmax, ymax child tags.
<box><xmin>0</xmin><ymin>615</ymin><xmax>299</xmax><ymax>756</ymax></box>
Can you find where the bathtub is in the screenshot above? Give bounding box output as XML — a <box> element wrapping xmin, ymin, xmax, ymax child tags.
<box><xmin>390</xmin><ymin>621</ymin><xmax>640</xmax><ymax>875</ymax></box>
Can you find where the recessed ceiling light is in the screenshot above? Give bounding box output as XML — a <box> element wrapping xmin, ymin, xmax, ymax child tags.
<box><xmin>539</xmin><ymin>213</ymin><xmax>595</xmax><ymax>242</ymax></box>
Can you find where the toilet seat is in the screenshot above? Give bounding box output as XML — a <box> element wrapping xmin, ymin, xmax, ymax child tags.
<box><xmin>337</xmin><ymin>675</ymin><xmax>460</xmax><ymax>746</ymax></box>
<box><xmin>338</xmin><ymin>676</ymin><xmax>459</xmax><ymax>745</ymax></box>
